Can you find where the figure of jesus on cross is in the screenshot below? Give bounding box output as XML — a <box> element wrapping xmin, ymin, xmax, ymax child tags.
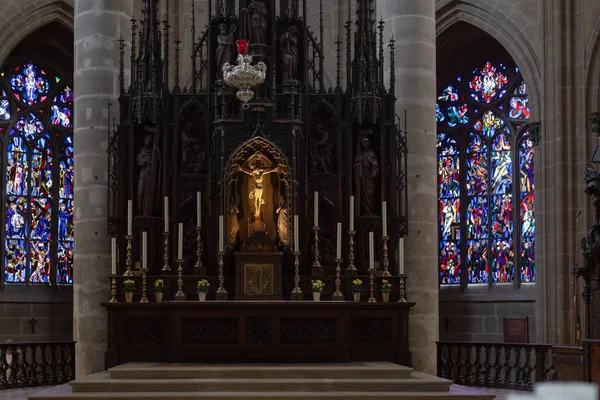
<box><xmin>234</xmin><ymin>160</ymin><xmax>281</xmax><ymax>218</ymax></box>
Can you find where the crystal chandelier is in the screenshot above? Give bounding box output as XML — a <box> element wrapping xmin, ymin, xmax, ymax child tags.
<box><xmin>223</xmin><ymin>40</ymin><xmax>267</xmax><ymax>108</ymax></box>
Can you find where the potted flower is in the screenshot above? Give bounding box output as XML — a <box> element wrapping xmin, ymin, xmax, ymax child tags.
<box><xmin>381</xmin><ymin>279</ymin><xmax>391</xmax><ymax>303</ymax></box>
<box><xmin>351</xmin><ymin>279</ymin><xmax>363</xmax><ymax>302</ymax></box>
<box><xmin>196</xmin><ymin>279</ymin><xmax>210</xmax><ymax>301</ymax></box>
<box><xmin>123</xmin><ymin>279</ymin><xmax>135</xmax><ymax>303</ymax></box>
<box><xmin>311</xmin><ymin>280</ymin><xmax>324</xmax><ymax>301</ymax></box>
<box><xmin>154</xmin><ymin>279</ymin><xmax>165</xmax><ymax>303</ymax></box>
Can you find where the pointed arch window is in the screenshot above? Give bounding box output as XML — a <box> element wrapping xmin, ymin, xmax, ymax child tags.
<box><xmin>1</xmin><ymin>63</ymin><xmax>74</xmax><ymax>285</ymax></box>
<box><xmin>437</xmin><ymin>61</ymin><xmax>534</xmax><ymax>285</ymax></box>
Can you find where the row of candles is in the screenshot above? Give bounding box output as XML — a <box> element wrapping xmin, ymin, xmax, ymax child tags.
<box><xmin>111</xmin><ymin>191</ymin><xmax>405</xmax><ymax>275</ymax></box>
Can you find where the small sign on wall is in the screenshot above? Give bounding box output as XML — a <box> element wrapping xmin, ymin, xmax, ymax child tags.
<box><xmin>503</xmin><ymin>316</ymin><xmax>529</xmax><ymax>343</ymax></box>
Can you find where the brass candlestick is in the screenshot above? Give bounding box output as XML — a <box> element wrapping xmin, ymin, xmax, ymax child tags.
<box><xmin>140</xmin><ymin>267</ymin><xmax>149</xmax><ymax>303</ymax></box>
<box><xmin>291</xmin><ymin>251</ymin><xmax>303</xmax><ymax>300</ymax></box>
<box><xmin>215</xmin><ymin>251</ymin><xmax>228</xmax><ymax>300</ymax></box>
<box><xmin>109</xmin><ymin>274</ymin><xmax>118</xmax><ymax>303</ymax></box>
<box><xmin>398</xmin><ymin>274</ymin><xmax>408</xmax><ymax>303</ymax></box>
<box><xmin>312</xmin><ymin>226</ymin><xmax>322</xmax><ymax>275</ymax></box>
<box><xmin>194</xmin><ymin>226</ymin><xmax>205</xmax><ymax>275</ymax></box>
<box><xmin>332</xmin><ymin>258</ymin><xmax>344</xmax><ymax>300</ymax></box>
<box><xmin>382</xmin><ymin>236</ymin><xmax>391</xmax><ymax>277</ymax></box>
<box><xmin>123</xmin><ymin>235</ymin><xmax>133</xmax><ymax>277</ymax></box>
<box><xmin>162</xmin><ymin>232</ymin><xmax>171</xmax><ymax>272</ymax></box>
<box><xmin>368</xmin><ymin>267</ymin><xmax>377</xmax><ymax>303</ymax></box>
<box><xmin>173</xmin><ymin>258</ymin><xmax>186</xmax><ymax>300</ymax></box>
<box><xmin>346</xmin><ymin>231</ymin><xmax>357</xmax><ymax>276</ymax></box>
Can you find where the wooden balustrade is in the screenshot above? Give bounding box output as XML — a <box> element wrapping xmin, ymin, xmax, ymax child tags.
<box><xmin>0</xmin><ymin>341</ymin><xmax>75</xmax><ymax>390</ymax></box>
<box><xmin>437</xmin><ymin>341</ymin><xmax>556</xmax><ymax>390</ymax></box>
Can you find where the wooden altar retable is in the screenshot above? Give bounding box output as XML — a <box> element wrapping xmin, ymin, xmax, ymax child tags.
<box><xmin>103</xmin><ymin>301</ymin><xmax>414</xmax><ymax>368</ymax></box>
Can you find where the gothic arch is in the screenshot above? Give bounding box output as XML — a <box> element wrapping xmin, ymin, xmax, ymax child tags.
<box><xmin>436</xmin><ymin>0</ymin><xmax>541</xmax><ymax>121</ymax></box>
<box><xmin>0</xmin><ymin>1</ymin><xmax>73</xmax><ymax>67</ymax></box>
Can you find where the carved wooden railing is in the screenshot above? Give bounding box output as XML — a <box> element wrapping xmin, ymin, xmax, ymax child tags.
<box><xmin>0</xmin><ymin>341</ymin><xmax>75</xmax><ymax>390</ymax></box>
<box><xmin>437</xmin><ymin>341</ymin><xmax>556</xmax><ymax>390</ymax></box>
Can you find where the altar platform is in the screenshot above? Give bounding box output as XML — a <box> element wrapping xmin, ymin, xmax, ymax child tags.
<box><xmin>102</xmin><ymin>301</ymin><xmax>414</xmax><ymax>368</ymax></box>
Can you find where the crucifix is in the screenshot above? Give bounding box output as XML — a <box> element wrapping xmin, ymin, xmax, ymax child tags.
<box><xmin>442</xmin><ymin>317</ymin><xmax>451</xmax><ymax>332</ymax></box>
<box><xmin>28</xmin><ymin>318</ymin><xmax>38</xmax><ymax>334</ymax></box>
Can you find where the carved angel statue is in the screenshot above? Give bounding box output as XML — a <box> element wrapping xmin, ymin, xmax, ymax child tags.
<box><xmin>216</xmin><ymin>23</ymin><xmax>237</xmax><ymax>79</ymax></box>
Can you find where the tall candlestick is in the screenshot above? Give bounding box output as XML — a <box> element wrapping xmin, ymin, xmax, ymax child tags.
<box><xmin>196</xmin><ymin>192</ymin><xmax>201</xmax><ymax>228</ymax></box>
<box><xmin>369</xmin><ymin>232</ymin><xmax>374</xmax><ymax>270</ymax></box>
<box><xmin>142</xmin><ymin>231</ymin><xmax>147</xmax><ymax>270</ymax></box>
<box><xmin>294</xmin><ymin>215</ymin><xmax>299</xmax><ymax>251</ymax></box>
<box><xmin>349</xmin><ymin>196</ymin><xmax>355</xmax><ymax>231</ymax></box>
<box><xmin>336</xmin><ymin>222</ymin><xmax>342</xmax><ymax>259</ymax></box>
<box><xmin>164</xmin><ymin>197</ymin><xmax>169</xmax><ymax>232</ymax></box>
<box><xmin>219</xmin><ymin>215</ymin><xmax>224</xmax><ymax>252</ymax></box>
<box><xmin>127</xmin><ymin>200</ymin><xmax>133</xmax><ymax>236</ymax></box>
<box><xmin>399</xmin><ymin>237</ymin><xmax>405</xmax><ymax>275</ymax></box>
<box><xmin>313</xmin><ymin>191</ymin><xmax>319</xmax><ymax>227</ymax></box>
<box><xmin>111</xmin><ymin>237</ymin><xmax>117</xmax><ymax>275</ymax></box>
<box><xmin>382</xmin><ymin>201</ymin><xmax>387</xmax><ymax>237</ymax></box>
<box><xmin>177</xmin><ymin>223</ymin><xmax>183</xmax><ymax>259</ymax></box>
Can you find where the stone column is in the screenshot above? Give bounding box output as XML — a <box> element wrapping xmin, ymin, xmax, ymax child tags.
<box><xmin>74</xmin><ymin>0</ymin><xmax>132</xmax><ymax>377</ymax></box>
<box><xmin>377</xmin><ymin>0</ymin><xmax>438</xmax><ymax>374</ymax></box>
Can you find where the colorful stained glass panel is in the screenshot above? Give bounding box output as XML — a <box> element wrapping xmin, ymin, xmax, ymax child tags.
<box><xmin>474</xmin><ymin>111</ymin><xmax>505</xmax><ymax>138</ymax></box>
<box><xmin>438</xmin><ymin>85</ymin><xmax>459</xmax><ymax>103</ymax></box>
<box><xmin>491</xmin><ymin>134</ymin><xmax>512</xmax><ymax>194</ymax></box>
<box><xmin>520</xmin><ymin>193</ymin><xmax>534</xmax><ymax>238</ymax></box>
<box><xmin>5</xmin><ymin>240</ymin><xmax>26</xmax><ymax>282</ymax></box>
<box><xmin>29</xmin><ymin>241</ymin><xmax>50</xmax><ymax>283</ymax></box>
<box><xmin>509</xmin><ymin>97</ymin><xmax>530</xmax><ymax>120</ymax></box>
<box><xmin>520</xmin><ymin>237</ymin><xmax>535</xmax><ymax>282</ymax></box>
<box><xmin>491</xmin><ymin>239</ymin><xmax>514</xmax><ymax>283</ymax></box>
<box><xmin>6</xmin><ymin>138</ymin><xmax>28</xmax><ymax>196</ymax></box>
<box><xmin>516</xmin><ymin>81</ymin><xmax>527</xmax><ymax>95</ymax></box>
<box><xmin>60</xmin><ymin>137</ymin><xmax>74</xmax><ymax>199</ymax></box>
<box><xmin>10</xmin><ymin>64</ymin><xmax>50</xmax><ymax>105</ymax></box>
<box><xmin>466</xmin><ymin>135</ymin><xmax>487</xmax><ymax>196</ymax></box>
<box><xmin>439</xmin><ymin>198</ymin><xmax>460</xmax><ymax>241</ymax></box>
<box><xmin>58</xmin><ymin>86</ymin><xmax>73</xmax><ymax>104</ymax></box>
<box><xmin>446</xmin><ymin>104</ymin><xmax>469</xmax><ymax>127</ymax></box>
<box><xmin>436</xmin><ymin>104</ymin><xmax>445</xmax><ymax>123</ymax></box>
<box><xmin>50</xmin><ymin>105</ymin><xmax>72</xmax><ymax>128</ymax></box>
<box><xmin>491</xmin><ymin>194</ymin><xmax>513</xmax><ymax>239</ymax></box>
<box><xmin>440</xmin><ymin>241</ymin><xmax>461</xmax><ymax>284</ymax></box>
<box><xmin>30</xmin><ymin>198</ymin><xmax>51</xmax><ymax>241</ymax></box>
<box><xmin>6</xmin><ymin>197</ymin><xmax>27</xmax><ymax>239</ymax></box>
<box><xmin>469</xmin><ymin>62</ymin><xmax>509</xmax><ymax>103</ymax></box>
<box><xmin>437</xmin><ymin>135</ymin><xmax>460</xmax><ymax>198</ymax></box>
<box><xmin>58</xmin><ymin>199</ymin><xmax>74</xmax><ymax>241</ymax></box>
<box><xmin>0</xmin><ymin>99</ymin><xmax>9</xmax><ymax>120</ymax></box>
<box><xmin>519</xmin><ymin>135</ymin><xmax>534</xmax><ymax>193</ymax></box>
<box><xmin>467</xmin><ymin>196</ymin><xmax>488</xmax><ymax>239</ymax></box>
<box><xmin>15</xmin><ymin>113</ymin><xmax>44</xmax><ymax>140</ymax></box>
<box><xmin>57</xmin><ymin>241</ymin><xmax>74</xmax><ymax>284</ymax></box>
<box><xmin>467</xmin><ymin>239</ymin><xmax>488</xmax><ymax>283</ymax></box>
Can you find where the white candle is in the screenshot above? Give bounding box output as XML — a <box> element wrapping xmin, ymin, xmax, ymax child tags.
<box><xmin>164</xmin><ymin>197</ymin><xmax>169</xmax><ymax>232</ymax></box>
<box><xmin>349</xmin><ymin>196</ymin><xmax>355</xmax><ymax>231</ymax></box>
<box><xmin>219</xmin><ymin>215</ymin><xmax>224</xmax><ymax>252</ymax></box>
<box><xmin>369</xmin><ymin>232</ymin><xmax>374</xmax><ymax>270</ymax></box>
<box><xmin>111</xmin><ymin>237</ymin><xmax>117</xmax><ymax>275</ymax></box>
<box><xmin>294</xmin><ymin>215</ymin><xmax>299</xmax><ymax>251</ymax></box>
<box><xmin>177</xmin><ymin>223</ymin><xmax>183</xmax><ymax>259</ymax></box>
<box><xmin>127</xmin><ymin>200</ymin><xmax>133</xmax><ymax>236</ymax></box>
<box><xmin>196</xmin><ymin>192</ymin><xmax>201</xmax><ymax>228</ymax></box>
<box><xmin>142</xmin><ymin>231</ymin><xmax>147</xmax><ymax>269</ymax></box>
<box><xmin>382</xmin><ymin>201</ymin><xmax>387</xmax><ymax>237</ymax></box>
<box><xmin>313</xmin><ymin>191</ymin><xmax>319</xmax><ymax>227</ymax></box>
<box><xmin>336</xmin><ymin>222</ymin><xmax>342</xmax><ymax>259</ymax></box>
<box><xmin>399</xmin><ymin>238</ymin><xmax>405</xmax><ymax>275</ymax></box>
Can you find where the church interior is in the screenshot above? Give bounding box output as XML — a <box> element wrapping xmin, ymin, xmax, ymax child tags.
<box><xmin>0</xmin><ymin>0</ymin><xmax>600</xmax><ymax>399</ymax></box>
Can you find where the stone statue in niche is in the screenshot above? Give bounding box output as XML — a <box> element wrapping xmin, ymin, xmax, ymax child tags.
<box><xmin>248</xmin><ymin>0</ymin><xmax>268</xmax><ymax>44</ymax></box>
<box><xmin>181</xmin><ymin>123</ymin><xmax>207</xmax><ymax>174</ymax></box>
<box><xmin>354</xmin><ymin>136</ymin><xmax>379</xmax><ymax>216</ymax></box>
<box><xmin>234</xmin><ymin>160</ymin><xmax>281</xmax><ymax>218</ymax></box>
<box><xmin>217</xmin><ymin>0</ymin><xmax>235</xmax><ymax>16</ymax></box>
<box><xmin>227</xmin><ymin>196</ymin><xmax>240</xmax><ymax>245</ymax></box>
<box><xmin>276</xmin><ymin>197</ymin><xmax>291</xmax><ymax>246</ymax></box>
<box><xmin>309</xmin><ymin>124</ymin><xmax>334</xmax><ymax>175</ymax></box>
<box><xmin>136</xmin><ymin>134</ymin><xmax>161</xmax><ymax>216</ymax></box>
<box><xmin>216</xmin><ymin>23</ymin><xmax>236</xmax><ymax>79</ymax></box>
<box><xmin>280</xmin><ymin>26</ymin><xmax>298</xmax><ymax>81</ymax></box>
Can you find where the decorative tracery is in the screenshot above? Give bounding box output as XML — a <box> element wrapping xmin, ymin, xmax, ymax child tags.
<box><xmin>1</xmin><ymin>63</ymin><xmax>74</xmax><ymax>285</ymax></box>
<box><xmin>437</xmin><ymin>61</ymin><xmax>534</xmax><ymax>286</ymax></box>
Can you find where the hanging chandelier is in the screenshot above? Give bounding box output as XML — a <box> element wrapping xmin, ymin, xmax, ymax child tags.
<box><xmin>222</xmin><ymin>40</ymin><xmax>267</xmax><ymax>108</ymax></box>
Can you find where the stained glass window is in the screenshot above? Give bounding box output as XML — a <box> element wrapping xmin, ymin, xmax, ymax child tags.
<box><xmin>437</xmin><ymin>61</ymin><xmax>533</xmax><ymax>285</ymax></box>
<box><xmin>1</xmin><ymin>62</ymin><xmax>74</xmax><ymax>285</ymax></box>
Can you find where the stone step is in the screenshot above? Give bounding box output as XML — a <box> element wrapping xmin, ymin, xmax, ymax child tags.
<box><xmin>107</xmin><ymin>362</ymin><xmax>415</xmax><ymax>380</ymax></box>
<box><xmin>70</xmin><ymin>375</ymin><xmax>452</xmax><ymax>393</ymax></box>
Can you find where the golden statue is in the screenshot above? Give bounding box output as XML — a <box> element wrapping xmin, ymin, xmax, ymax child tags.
<box><xmin>234</xmin><ymin>161</ymin><xmax>281</xmax><ymax>218</ymax></box>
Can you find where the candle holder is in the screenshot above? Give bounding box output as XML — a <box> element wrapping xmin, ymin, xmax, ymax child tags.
<box><xmin>332</xmin><ymin>258</ymin><xmax>344</xmax><ymax>301</ymax></box>
<box><xmin>162</xmin><ymin>232</ymin><xmax>171</xmax><ymax>272</ymax></box>
<box><xmin>291</xmin><ymin>251</ymin><xmax>303</xmax><ymax>300</ymax></box>
<box><xmin>215</xmin><ymin>251</ymin><xmax>228</xmax><ymax>300</ymax></box>
<box><xmin>368</xmin><ymin>267</ymin><xmax>377</xmax><ymax>303</ymax></box>
<box><xmin>398</xmin><ymin>274</ymin><xmax>408</xmax><ymax>303</ymax></box>
<box><xmin>346</xmin><ymin>231</ymin><xmax>358</xmax><ymax>276</ymax></box>
<box><xmin>123</xmin><ymin>235</ymin><xmax>134</xmax><ymax>277</ymax></box>
<box><xmin>311</xmin><ymin>226</ymin><xmax>323</xmax><ymax>276</ymax></box>
<box><xmin>382</xmin><ymin>236</ymin><xmax>391</xmax><ymax>277</ymax></box>
<box><xmin>173</xmin><ymin>258</ymin><xmax>186</xmax><ymax>301</ymax></box>
<box><xmin>139</xmin><ymin>267</ymin><xmax>149</xmax><ymax>303</ymax></box>
<box><xmin>109</xmin><ymin>274</ymin><xmax>118</xmax><ymax>303</ymax></box>
<box><xmin>194</xmin><ymin>226</ymin><xmax>205</xmax><ymax>276</ymax></box>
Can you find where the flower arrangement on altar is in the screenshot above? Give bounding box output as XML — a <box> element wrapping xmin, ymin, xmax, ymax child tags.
<box><xmin>197</xmin><ymin>280</ymin><xmax>210</xmax><ymax>293</ymax></box>
<box><xmin>311</xmin><ymin>280</ymin><xmax>324</xmax><ymax>293</ymax></box>
<box><xmin>154</xmin><ymin>279</ymin><xmax>164</xmax><ymax>292</ymax></box>
<box><xmin>381</xmin><ymin>280</ymin><xmax>391</xmax><ymax>293</ymax></box>
<box><xmin>123</xmin><ymin>279</ymin><xmax>135</xmax><ymax>292</ymax></box>
<box><xmin>351</xmin><ymin>279</ymin><xmax>363</xmax><ymax>293</ymax></box>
